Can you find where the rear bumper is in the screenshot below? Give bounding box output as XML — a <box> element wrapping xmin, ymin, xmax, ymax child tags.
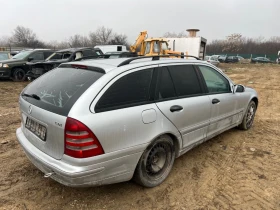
<box><xmin>16</xmin><ymin>128</ymin><xmax>143</xmax><ymax>187</ymax></box>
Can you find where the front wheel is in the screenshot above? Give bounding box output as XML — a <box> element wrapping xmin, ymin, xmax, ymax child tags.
<box><xmin>12</xmin><ymin>68</ymin><xmax>26</xmax><ymax>82</ymax></box>
<box><xmin>238</xmin><ymin>101</ymin><xmax>257</xmax><ymax>130</ymax></box>
<box><xmin>133</xmin><ymin>135</ymin><xmax>175</xmax><ymax>187</ymax></box>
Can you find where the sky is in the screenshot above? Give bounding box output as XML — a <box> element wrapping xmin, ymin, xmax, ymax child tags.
<box><xmin>0</xmin><ymin>0</ymin><xmax>279</xmax><ymax>44</ymax></box>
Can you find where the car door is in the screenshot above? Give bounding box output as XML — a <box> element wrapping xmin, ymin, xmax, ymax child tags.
<box><xmin>90</xmin><ymin>65</ymin><xmax>178</xmax><ymax>152</ymax></box>
<box><xmin>155</xmin><ymin>64</ymin><xmax>211</xmax><ymax>149</ymax></box>
<box><xmin>197</xmin><ymin>65</ymin><xmax>241</xmax><ymax>138</ymax></box>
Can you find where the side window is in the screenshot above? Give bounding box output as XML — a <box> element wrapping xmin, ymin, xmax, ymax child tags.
<box><xmin>158</xmin><ymin>67</ymin><xmax>176</xmax><ymax>99</ymax></box>
<box><xmin>43</xmin><ymin>52</ymin><xmax>53</xmax><ymax>59</ymax></box>
<box><xmin>95</xmin><ymin>69</ymin><xmax>153</xmax><ymax>112</ymax></box>
<box><xmin>198</xmin><ymin>65</ymin><xmax>230</xmax><ymax>93</ymax></box>
<box><xmin>168</xmin><ymin>65</ymin><xmax>203</xmax><ymax>97</ymax></box>
<box><xmin>31</xmin><ymin>52</ymin><xmax>44</xmax><ymax>60</ymax></box>
<box><xmin>94</xmin><ymin>50</ymin><xmax>102</xmax><ymax>55</ymax></box>
<box><xmin>83</xmin><ymin>50</ymin><xmax>97</xmax><ymax>57</ymax></box>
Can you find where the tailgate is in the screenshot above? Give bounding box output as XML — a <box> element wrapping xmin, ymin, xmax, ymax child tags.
<box><xmin>19</xmin><ymin>96</ymin><xmax>66</xmax><ymax>160</ymax></box>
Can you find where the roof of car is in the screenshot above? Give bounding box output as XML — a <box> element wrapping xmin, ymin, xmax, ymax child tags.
<box><xmin>20</xmin><ymin>49</ymin><xmax>54</xmax><ymax>52</ymax></box>
<box><xmin>56</xmin><ymin>47</ymin><xmax>96</xmax><ymax>53</ymax></box>
<box><xmin>67</xmin><ymin>57</ymin><xmax>206</xmax><ymax>73</ymax></box>
<box><xmin>105</xmin><ymin>51</ymin><xmax>130</xmax><ymax>54</ymax></box>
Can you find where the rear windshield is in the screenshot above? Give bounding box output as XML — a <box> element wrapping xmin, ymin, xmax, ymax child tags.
<box><xmin>22</xmin><ymin>67</ymin><xmax>104</xmax><ymax>116</ymax></box>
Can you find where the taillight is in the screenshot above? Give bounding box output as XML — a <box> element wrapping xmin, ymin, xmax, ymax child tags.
<box><xmin>64</xmin><ymin>117</ymin><xmax>104</xmax><ymax>158</ymax></box>
<box><xmin>71</xmin><ymin>64</ymin><xmax>88</xmax><ymax>69</ymax></box>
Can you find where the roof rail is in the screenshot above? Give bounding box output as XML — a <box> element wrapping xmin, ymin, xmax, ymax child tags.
<box><xmin>117</xmin><ymin>54</ymin><xmax>201</xmax><ymax>67</ymax></box>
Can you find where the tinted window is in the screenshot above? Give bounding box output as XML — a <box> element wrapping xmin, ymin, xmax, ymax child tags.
<box><xmin>83</xmin><ymin>50</ymin><xmax>97</xmax><ymax>57</ymax></box>
<box><xmin>43</xmin><ymin>51</ymin><xmax>53</xmax><ymax>59</ymax></box>
<box><xmin>158</xmin><ymin>67</ymin><xmax>176</xmax><ymax>99</ymax></box>
<box><xmin>198</xmin><ymin>65</ymin><xmax>230</xmax><ymax>93</ymax></box>
<box><xmin>32</xmin><ymin>52</ymin><xmax>44</xmax><ymax>60</ymax></box>
<box><xmin>94</xmin><ymin>50</ymin><xmax>103</xmax><ymax>55</ymax></box>
<box><xmin>96</xmin><ymin>69</ymin><xmax>153</xmax><ymax>112</ymax></box>
<box><xmin>168</xmin><ymin>65</ymin><xmax>202</xmax><ymax>97</ymax></box>
<box><xmin>22</xmin><ymin>68</ymin><xmax>104</xmax><ymax>116</ymax></box>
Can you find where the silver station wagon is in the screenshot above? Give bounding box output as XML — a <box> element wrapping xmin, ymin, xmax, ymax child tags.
<box><xmin>16</xmin><ymin>56</ymin><xmax>258</xmax><ymax>187</ymax></box>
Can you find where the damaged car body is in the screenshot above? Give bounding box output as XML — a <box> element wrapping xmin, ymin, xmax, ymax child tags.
<box><xmin>26</xmin><ymin>47</ymin><xmax>103</xmax><ymax>79</ymax></box>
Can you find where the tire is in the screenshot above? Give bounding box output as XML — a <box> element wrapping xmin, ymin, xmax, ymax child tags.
<box><xmin>133</xmin><ymin>135</ymin><xmax>175</xmax><ymax>188</ymax></box>
<box><xmin>238</xmin><ymin>101</ymin><xmax>257</xmax><ymax>130</ymax></box>
<box><xmin>12</xmin><ymin>68</ymin><xmax>26</xmax><ymax>82</ymax></box>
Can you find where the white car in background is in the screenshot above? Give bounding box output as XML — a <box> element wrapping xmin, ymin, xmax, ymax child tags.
<box><xmin>204</xmin><ymin>56</ymin><xmax>220</xmax><ymax>66</ymax></box>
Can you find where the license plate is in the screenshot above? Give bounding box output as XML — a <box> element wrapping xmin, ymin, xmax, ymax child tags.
<box><xmin>25</xmin><ymin>117</ymin><xmax>47</xmax><ymax>141</ymax></box>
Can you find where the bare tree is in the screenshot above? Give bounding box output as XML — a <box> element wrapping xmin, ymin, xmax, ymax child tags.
<box><xmin>222</xmin><ymin>33</ymin><xmax>243</xmax><ymax>53</ymax></box>
<box><xmin>0</xmin><ymin>36</ymin><xmax>11</xmax><ymax>46</ymax></box>
<box><xmin>89</xmin><ymin>32</ymin><xmax>98</xmax><ymax>46</ymax></box>
<box><xmin>207</xmin><ymin>34</ymin><xmax>280</xmax><ymax>55</ymax></box>
<box><xmin>12</xmin><ymin>26</ymin><xmax>44</xmax><ymax>48</ymax></box>
<box><xmin>89</xmin><ymin>26</ymin><xmax>113</xmax><ymax>45</ymax></box>
<box><xmin>108</xmin><ymin>34</ymin><xmax>128</xmax><ymax>45</ymax></box>
<box><xmin>1</xmin><ymin>25</ymin><xmax>132</xmax><ymax>50</ymax></box>
<box><xmin>69</xmin><ymin>34</ymin><xmax>90</xmax><ymax>48</ymax></box>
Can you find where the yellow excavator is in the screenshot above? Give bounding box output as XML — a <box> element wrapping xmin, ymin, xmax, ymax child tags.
<box><xmin>130</xmin><ymin>31</ymin><xmax>187</xmax><ymax>57</ymax></box>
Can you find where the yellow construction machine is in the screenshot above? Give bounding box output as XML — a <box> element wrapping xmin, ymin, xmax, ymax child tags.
<box><xmin>130</xmin><ymin>31</ymin><xmax>187</xmax><ymax>57</ymax></box>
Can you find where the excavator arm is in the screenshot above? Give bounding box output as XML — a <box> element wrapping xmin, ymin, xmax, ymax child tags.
<box><xmin>130</xmin><ymin>31</ymin><xmax>147</xmax><ymax>53</ymax></box>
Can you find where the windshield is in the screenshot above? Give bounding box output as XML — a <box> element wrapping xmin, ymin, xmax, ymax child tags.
<box><xmin>0</xmin><ymin>53</ymin><xmax>9</xmax><ymax>61</ymax></box>
<box><xmin>145</xmin><ymin>42</ymin><xmax>151</xmax><ymax>55</ymax></box>
<box><xmin>22</xmin><ymin>67</ymin><xmax>104</xmax><ymax>116</ymax></box>
<box><xmin>161</xmin><ymin>42</ymin><xmax>168</xmax><ymax>51</ymax></box>
<box><xmin>13</xmin><ymin>51</ymin><xmax>32</xmax><ymax>59</ymax></box>
<box><xmin>46</xmin><ymin>52</ymin><xmax>72</xmax><ymax>61</ymax></box>
<box><xmin>153</xmin><ymin>41</ymin><xmax>160</xmax><ymax>53</ymax></box>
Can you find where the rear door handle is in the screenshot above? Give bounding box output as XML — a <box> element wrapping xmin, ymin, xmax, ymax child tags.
<box><xmin>212</xmin><ymin>99</ymin><xmax>220</xmax><ymax>104</ymax></box>
<box><xmin>170</xmin><ymin>105</ymin><xmax>183</xmax><ymax>112</ymax></box>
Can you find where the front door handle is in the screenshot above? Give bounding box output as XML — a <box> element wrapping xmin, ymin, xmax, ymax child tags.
<box><xmin>170</xmin><ymin>105</ymin><xmax>183</xmax><ymax>112</ymax></box>
<box><xmin>212</xmin><ymin>99</ymin><xmax>220</xmax><ymax>104</ymax></box>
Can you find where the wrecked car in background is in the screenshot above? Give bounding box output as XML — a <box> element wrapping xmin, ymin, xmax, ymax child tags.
<box><xmin>26</xmin><ymin>47</ymin><xmax>103</xmax><ymax>80</ymax></box>
<box><xmin>0</xmin><ymin>49</ymin><xmax>55</xmax><ymax>81</ymax></box>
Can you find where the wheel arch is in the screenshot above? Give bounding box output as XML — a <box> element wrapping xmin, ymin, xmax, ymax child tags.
<box><xmin>251</xmin><ymin>97</ymin><xmax>258</xmax><ymax>108</ymax></box>
<box><xmin>143</xmin><ymin>132</ymin><xmax>182</xmax><ymax>158</ymax></box>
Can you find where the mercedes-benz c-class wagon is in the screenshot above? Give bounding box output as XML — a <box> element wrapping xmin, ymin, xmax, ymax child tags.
<box><xmin>16</xmin><ymin>56</ymin><xmax>258</xmax><ymax>187</ymax></box>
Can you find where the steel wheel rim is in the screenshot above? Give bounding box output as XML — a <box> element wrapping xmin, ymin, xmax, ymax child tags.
<box><xmin>146</xmin><ymin>142</ymin><xmax>171</xmax><ymax>180</ymax></box>
<box><xmin>15</xmin><ymin>70</ymin><xmax>25</xmax><ymax>80</ymax></box>
<box><xmin>246</xmin><ymin>104</ymin><xmax>255</xmax><ymax>127</ymax></box>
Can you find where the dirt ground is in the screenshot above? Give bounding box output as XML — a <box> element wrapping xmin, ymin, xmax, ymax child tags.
<box><xmin>0</xmin><ymin>64</ymin><xmax>280</xmax><ymax>210</ymax></box>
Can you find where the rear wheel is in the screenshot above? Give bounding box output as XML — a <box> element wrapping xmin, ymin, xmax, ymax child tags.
<box><xmin>133</xmin><ymin>135</ymin><xmax>175</xmax><ymax>187</ymax></box>
<box><xmin>12</xmin><ymin>68</ymin><xmax>26</xmax><ymax>82</ymax></box>
<box><xmin>238</xmin><ymin>101</ymin><xmax>256</xmax><ymax>130</ymax></box>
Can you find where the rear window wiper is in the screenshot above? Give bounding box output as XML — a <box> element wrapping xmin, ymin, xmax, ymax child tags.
<box><xmin>22</xmin><ymin>93</ymin><xmax>41</xmax><ymax>100</ymax></box>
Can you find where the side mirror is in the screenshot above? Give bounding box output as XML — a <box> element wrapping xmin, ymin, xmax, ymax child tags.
<box><xmin>28</xmin><ymin>57</ymin><xmax>34</xmax><ymax>62</ymax></box>
<box><xmin>234</xmin><ymin>84</ymin><xmax>245</xmax><ymax>93</ymax></box>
